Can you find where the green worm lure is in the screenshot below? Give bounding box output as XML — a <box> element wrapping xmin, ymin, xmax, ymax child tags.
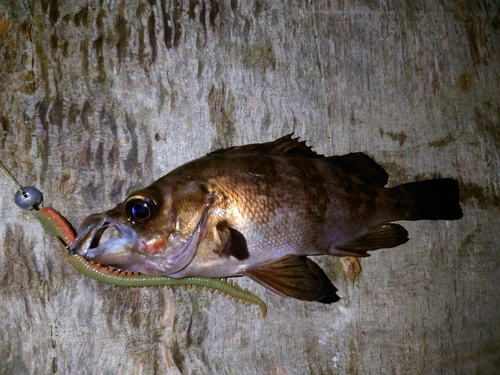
<box><xmin>0</xmin><ymin>160</ymin><xmax>266</xmax><ymax>316</ymax></box>
<box><xmin>38</xmin><ymin>206</ymin><xmax>266</xmax><ymax>316</ymax></box>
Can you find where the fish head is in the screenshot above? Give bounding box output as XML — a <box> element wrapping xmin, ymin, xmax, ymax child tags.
<box><xmin>69</xmin><ymin>178</ymin><xmax>216</xmax><ymax>275</ymax></box>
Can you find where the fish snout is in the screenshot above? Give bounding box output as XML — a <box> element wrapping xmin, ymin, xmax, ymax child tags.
<box><xmin>69</xmin><ymin>212</ymin><xmax>107</xmax><ymax>256</ymax></box>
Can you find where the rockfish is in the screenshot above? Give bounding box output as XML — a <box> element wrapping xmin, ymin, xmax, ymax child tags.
<box><xmin>70</xmin><ymin>135</ymin><xmax>462</xmax><ymax>303</ymax></box>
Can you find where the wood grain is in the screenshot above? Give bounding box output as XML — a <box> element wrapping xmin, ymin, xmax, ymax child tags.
<box><xmin>0</xmin><ymin>1</ymin><xmax>498</xmax><ymax>374</ymax></box>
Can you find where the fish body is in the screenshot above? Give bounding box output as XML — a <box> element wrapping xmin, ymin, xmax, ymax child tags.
<box><xmin>71</xmin><ymin>135</ymin><xmax>462</xmax><ymax>302</ymax></box>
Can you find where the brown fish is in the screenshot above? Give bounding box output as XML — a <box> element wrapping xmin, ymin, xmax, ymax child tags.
<box><xmin>70</xmin><ymin>135</ymin><xmax>462</xmax><ymax>303</ymax></box>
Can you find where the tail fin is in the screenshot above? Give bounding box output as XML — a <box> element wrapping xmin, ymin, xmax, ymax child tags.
<box><xmin>395</xmin><ymin>178</ymin><xmax>463</xmax><ymax>221</ymax></box>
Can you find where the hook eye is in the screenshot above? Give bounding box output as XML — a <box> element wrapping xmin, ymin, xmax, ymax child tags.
<box><xmin>125</xmin><ymin>190</ymin><xmax>158</xmax><ymax>223</ymax></box>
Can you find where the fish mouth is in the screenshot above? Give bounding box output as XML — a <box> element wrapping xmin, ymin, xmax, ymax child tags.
<box><xmin>69</xmin><ymin>209</ymin><xmax>209</xmax><ymax>276</ymax></box>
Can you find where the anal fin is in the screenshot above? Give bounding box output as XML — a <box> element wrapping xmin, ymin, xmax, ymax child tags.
<box><xmin>244</xmin><ymin>255</ymin><xmax>339</xmax><ymax>303</ymax></box>
<box><xmin>332</xmin><ymin>223</ymin><xmax>409</xmax><ymax>256</ymax></box>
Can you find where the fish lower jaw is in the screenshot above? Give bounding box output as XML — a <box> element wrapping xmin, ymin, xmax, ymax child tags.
<box><xmin>84</xmin><ymin>237</ymin><xmax>135</xmax><ymax>261</ymax></box>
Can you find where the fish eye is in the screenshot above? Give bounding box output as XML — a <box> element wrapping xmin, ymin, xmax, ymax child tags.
<box><xmin>125</xmin><ymin>190</ymin><xmax>158</xmax><ymax>223</ymax></box>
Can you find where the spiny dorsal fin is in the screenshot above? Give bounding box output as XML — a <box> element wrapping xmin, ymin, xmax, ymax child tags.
<box><xmin>209</xmin><ymin>134</ymin><xmax>388</xmax><ymax>187</ymax></box>
<box><xmin>326</xmin><ymin>153</ymin><xmax>389</xmax><ymax>187</ymax></box>
<box><xmin>208</xmin><ymin>133</ymin><xmax>323</xmax><ymax>159</ymax></box>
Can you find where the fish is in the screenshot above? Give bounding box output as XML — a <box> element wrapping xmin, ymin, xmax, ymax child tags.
<box><xmin>70</xmin><ymin>134</ymin><xmax>463</xmax><ymax>303</ymax></box>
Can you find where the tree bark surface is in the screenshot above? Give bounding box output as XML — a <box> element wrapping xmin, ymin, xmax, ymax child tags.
<box><xmin>0</xmin><ymin>1</ymin><xmax>498</xmax><ymax>374</ymax></box>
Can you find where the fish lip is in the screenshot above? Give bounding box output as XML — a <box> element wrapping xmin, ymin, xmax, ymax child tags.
<box><xmin>69</xmin><ymin>212</ymin><xmax>108</xmax><ymax>256</ymax></box>
<box><xmin>69</xmin><ymin>208</ymin><xmax>210</xmax><ymax>276</ymax></box>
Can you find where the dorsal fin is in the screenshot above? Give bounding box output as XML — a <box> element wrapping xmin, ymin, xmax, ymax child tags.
<box><xmin>326</xmin><ymin>153</ymin><xmax>389</xmax><ymax>187</ymax></box>
<box><xmin>208</xmin><ymin>133</ymin><xmax>323</xmax><ymax>159</ymax></box>
<box><xmin>209</xmin><ymin>134</ymin><xmax>388</xmax><ymax>187</ymax></box>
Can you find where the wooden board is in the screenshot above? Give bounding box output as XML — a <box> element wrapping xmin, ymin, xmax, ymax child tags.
<box><xmin>0</xmin><ymin>1</ymin><xmax>498</xmax><ymax>374</ymax></box>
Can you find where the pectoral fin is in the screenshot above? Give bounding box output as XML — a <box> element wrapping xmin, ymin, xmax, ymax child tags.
<box><xmin>214</xmin><ymin>222</ymin><xmax>249</xmax><ymax>260</ymax></box>
<box><xmin>331</xmin><ymin>223</ymin><xmax>409</xmax><ymax>257</ymax></box>
<box><xmin>244</xmin><ymin>255</ymin><xmax>339</xmax><ymax>303</ymax></box>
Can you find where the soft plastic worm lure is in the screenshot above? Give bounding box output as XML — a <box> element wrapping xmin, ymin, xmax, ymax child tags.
<box><xmin>39</xmin><ymin>206</ymin><xmax>267</xmax><ymax>316</ymax></box>
<box><xmin>0</xmin><ymin>162</ymin><xmax>266</xmax><ymax>316</ymax></box>
<box><xmin>38</xmin><ymin>207</ymin><xmax>267</xmax><ymax>316</ymax></box>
